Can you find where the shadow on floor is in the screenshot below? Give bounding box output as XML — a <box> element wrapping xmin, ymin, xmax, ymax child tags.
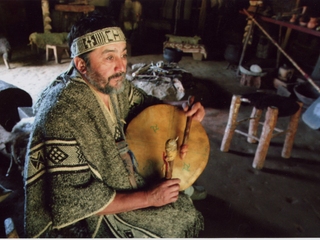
<box><xmin>182</xmin><ymin>77</ymin><xmax>233</xmax><ymax>109</ymax></box>
<box><xmin>194</xmin><ymin>195</ymin><xmax>288</xmax><ymax>238</ymax></box>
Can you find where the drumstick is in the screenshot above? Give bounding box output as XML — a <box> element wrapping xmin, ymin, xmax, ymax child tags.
<box><xmin>180</xmin><ymin>95</ymin><xmax>195</xmax><ymax>159</ymax></box>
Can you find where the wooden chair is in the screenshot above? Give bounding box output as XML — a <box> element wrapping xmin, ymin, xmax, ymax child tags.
<box><xmin>220</xmin><ymin>93</ymin><xmax>303</xmax><ymax>169</ymax></box>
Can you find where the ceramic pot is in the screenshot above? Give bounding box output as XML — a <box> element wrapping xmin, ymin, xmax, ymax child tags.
<box><xmin>308</xmin><ymin>17</ymin><xmax>318</xmax><ymax>29</ymax></box>
<box><xmin>290</xmin><ymin>14</ymin><xmax>298</xmax><ymax>23</ymax></box>
<box><xmin>278</xmin><ymin>65</ymin><xmax>294</xmax><ymax>81</ymax></box>
<box><xmin>299</xmin><ymin>16</ymin><xmax>308</xmax><ymax>26</ymax></box>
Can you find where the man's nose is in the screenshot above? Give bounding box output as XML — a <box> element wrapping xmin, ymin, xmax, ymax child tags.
<box><xmin>115</xmin><ymin>57</ymin><xmax>126</xmax><ymax>72</ymax></box>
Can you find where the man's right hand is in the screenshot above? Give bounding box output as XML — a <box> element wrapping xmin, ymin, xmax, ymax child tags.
<box><xmin>145</xmin><ymin>178</ymin><xmax>181</xmax><ymax>207</ymax></box>
<box><xmin>97</xmin><ymin>178</ymin><xmax>181</xmax><ymax>215</ymax></box>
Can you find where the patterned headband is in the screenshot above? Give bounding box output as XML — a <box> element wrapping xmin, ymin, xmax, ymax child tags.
<box><xmin>70</xmin><ymin>27</ymin><xmax>126</xmax><ymax>57</ymax></box>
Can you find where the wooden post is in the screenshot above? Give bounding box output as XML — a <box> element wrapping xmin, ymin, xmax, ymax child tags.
<box><xmin>282</xmin><ymin>101</ymin><xmax>303</xmax><ymax>158</ymax></box>
<box><xmin>247</xmin><ymin>107</ymin><xmax>262</xmax><ymax>143</ymax></box>
<box><xmin>252</xmin><ymin>106</ymin><xmax>278</xmax><ymax>169</ymax></box>
<box><xmin>220</xmin><ymin>95</ymin><xmax>241</xmax><ymax>152</ymax></box>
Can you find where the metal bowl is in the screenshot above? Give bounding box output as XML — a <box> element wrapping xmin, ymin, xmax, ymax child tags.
<box><xmin>293</xmin><ymin>81</ymin><xmax>320</xmax><ymax>107</ymax></box>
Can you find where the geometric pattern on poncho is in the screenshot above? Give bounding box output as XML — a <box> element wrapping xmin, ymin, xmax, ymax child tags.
<box><xmin>114</xmin><ymin>126</ymin><xmax>123</xmax><ymax>142</ymax></box>
<box><xmin>30</xmin><ymin>151</ymin><xmax>45</xmax><ymax>170</ymax></box>
<box><xmin>48</xmin><ymin>147</ymin><xmax>68</xmax><ymax>164</ymax></box>
<box><xmin>76</xmin><ymin>146</ymin><xmax>87</xmax><ymax>164</ymax></box>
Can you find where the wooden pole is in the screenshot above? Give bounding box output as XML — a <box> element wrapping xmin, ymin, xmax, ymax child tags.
<box><xmin>243</xmin><ymin>9</ymin><xmax>320</xmax><ymax>94</ymax></box>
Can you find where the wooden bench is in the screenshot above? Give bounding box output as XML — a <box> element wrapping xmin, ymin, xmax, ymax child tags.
<box><xmin>163</xmin><ymin>41</ymin><xmax>207</xmax><ymax>61</ymax></box>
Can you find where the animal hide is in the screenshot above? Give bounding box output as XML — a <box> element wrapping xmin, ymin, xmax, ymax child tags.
<box><xmin>29</xmin><ymin>32</ymin><xmax>68</xmax><ymax>50</ymax></box>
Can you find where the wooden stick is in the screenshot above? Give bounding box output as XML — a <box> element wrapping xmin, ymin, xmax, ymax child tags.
<box><xmin>243</xmin><ymin>9</ymin><xmax>320</xmax><ymax>94</ymax></box>
<box><xmin>180</xmin><ymin>95</ymin><xmax>195</xmax><ymax>159</ymax></box>
<box><xmin>247</xmin><ymin>107</ymin><xmax>262</xmax><ymax>144</ymax></box>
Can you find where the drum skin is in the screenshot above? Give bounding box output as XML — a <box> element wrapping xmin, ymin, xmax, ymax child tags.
<box><xmin>126</xmin><ymin>104</ymin><xmax>210</xmax><ymax>190</ymax></box>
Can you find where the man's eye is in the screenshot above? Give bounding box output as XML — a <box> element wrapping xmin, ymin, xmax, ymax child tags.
<box><xmin>122</xmin><ymin>54</ymin><xmax>128</xmax><ymax>59</ymax></box>
<box><xmin>106</xmin><ymin>56</ymin><xmax>114</xmax><ymax>60</ymax></box>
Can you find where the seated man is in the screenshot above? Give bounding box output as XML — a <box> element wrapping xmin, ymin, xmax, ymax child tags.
<box><xmin>24</xmin><ymin>12</ymin><xmax>205</xmax><ymax>238</ymax></box>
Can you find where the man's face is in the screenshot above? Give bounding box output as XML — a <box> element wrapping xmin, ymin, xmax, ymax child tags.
<box><xmin>84</xmin><ymin>41</ymin><xmax>127</xmax><ymax>94</ymax></box>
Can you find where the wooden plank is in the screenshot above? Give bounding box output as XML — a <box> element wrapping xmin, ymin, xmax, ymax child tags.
<box><xmin>55</xmin><ymin>4</ymin><xmax>94</xmax><ymax>13</ymax></box>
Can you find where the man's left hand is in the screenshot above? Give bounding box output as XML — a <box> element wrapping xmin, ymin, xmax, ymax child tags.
<box><xmin>183</xmin><ymin>101</ymin><xmax>205</xmax><ymax>122</ymax></box>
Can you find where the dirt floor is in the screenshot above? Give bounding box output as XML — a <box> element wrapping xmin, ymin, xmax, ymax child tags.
<box><xmin>0</xmin><ymin>45</ymin><xmax>320</xmax><ymax>238</ymax></box>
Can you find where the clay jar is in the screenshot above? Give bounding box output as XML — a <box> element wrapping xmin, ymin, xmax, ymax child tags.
<box><xmin>290</xmin><ymin>14</ymin><xmax>298</xmax><ymax>23</ymax></box>
<box><xmin>278</xmin><ymin>65</ymin><xmax>294</xmax><ymax>81</ymax></box>
<box><xmin>308</xmin><ymin>17</ymin><xmax>318</xmax><ymax>29</ymax></box>
<box><xmin>299</xmin><ymin>16</ymin><xmax>308</xmax><ymax>26</ymax></box>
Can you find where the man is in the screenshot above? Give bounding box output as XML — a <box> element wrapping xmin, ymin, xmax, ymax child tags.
<box><xmin>24</xmin><ymin>13</ymin><xmax>205</xmax><ymax>238</ymax></box>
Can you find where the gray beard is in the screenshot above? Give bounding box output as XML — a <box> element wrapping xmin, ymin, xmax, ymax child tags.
<box><xmin>85</xmin><ymin>69</ymin><xmax>125</xmax><ymax>95</ymax></box>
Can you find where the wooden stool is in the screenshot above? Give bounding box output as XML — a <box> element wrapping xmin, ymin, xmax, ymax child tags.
<box><xmin>46</xmin><ymin>44</ymin><xmax>69</xmax><ymax>64</ymax></box>
<box><xmin>220</xmin><ymin>94</ymin><xmax>303</xmax><ymax>169</ymax></box>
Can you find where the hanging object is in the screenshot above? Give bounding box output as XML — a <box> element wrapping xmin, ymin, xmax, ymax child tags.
<box><xmin>42</xmin><ymin>0</ymin><xmax>52</xmax><ymax>33</ymax></box>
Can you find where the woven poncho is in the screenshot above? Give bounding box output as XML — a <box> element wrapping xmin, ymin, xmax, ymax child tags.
<box><xmin>24</xmin><ymin>65</ymin><xmax>204</xmax><ymax>238</ymax></box>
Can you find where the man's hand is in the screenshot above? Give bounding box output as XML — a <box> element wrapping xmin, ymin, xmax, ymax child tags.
<box><xmin>97</xmin><ymin>179</ymin><xmax>181</xmax><ymax>215</ymax></box>
<box><xmin>182</xmin><ymin>101</ymin><xmax>205</xmax><ymax>122</ymax></box>
<box><xmin>146</xmin><ymin>178</ymin><xmax>181</xmax><ymax>207</ymax></box>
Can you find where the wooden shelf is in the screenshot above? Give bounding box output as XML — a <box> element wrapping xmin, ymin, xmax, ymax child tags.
<box><xmin>55</xmin><ymin>4</ymin><xmax>95</xmax><ymax>13</ymax></box>
<box><xmin>259</xmin><ymin>15</ymin><xmax>320</xmax><ymax>38</ymax></box>
<box><xmin>240</xmin><ymin>10</ymin><xmax>320</xmax><ymax>38</ymax></box>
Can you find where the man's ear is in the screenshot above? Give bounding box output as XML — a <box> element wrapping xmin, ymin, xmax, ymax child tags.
<box><xmin>73</xmin><ymin>56</ymin><xmax>87</xmax><ymax>74</ymax></box>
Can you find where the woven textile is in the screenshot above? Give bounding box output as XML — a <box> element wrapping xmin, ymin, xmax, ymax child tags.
<box><xmin>24</xmin><ymin>64</ymin><xmax>204</xmax><ymax>238</ymax></box>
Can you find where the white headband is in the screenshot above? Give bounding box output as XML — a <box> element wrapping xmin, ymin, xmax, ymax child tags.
<box><xmin>70</xmin><ymin>27</ymin><xmax>126</xmax><ymax>58</ymax></box>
